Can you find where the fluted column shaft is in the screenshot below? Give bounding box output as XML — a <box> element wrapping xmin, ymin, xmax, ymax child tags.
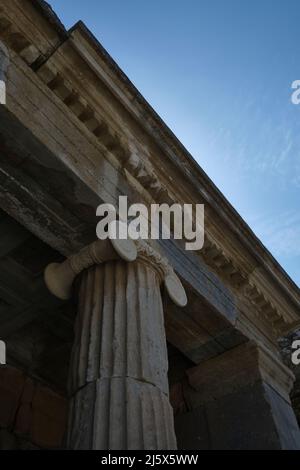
<box><xmin>67</xmin><ymin>259</ymin><xmax>177</xmax><ymax>450</ymax></box>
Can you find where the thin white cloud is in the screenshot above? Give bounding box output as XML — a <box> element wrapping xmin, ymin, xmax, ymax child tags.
<box><xmin>249</xmin><ymin>209</ymin><xmax>300</xmax><ymax>258</ymax></box>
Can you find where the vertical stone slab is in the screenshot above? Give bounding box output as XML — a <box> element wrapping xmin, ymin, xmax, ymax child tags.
<box><xmin>175</xmin><ymin>342</ymin><xmax>300</xmax><ymax>450</ymax></box>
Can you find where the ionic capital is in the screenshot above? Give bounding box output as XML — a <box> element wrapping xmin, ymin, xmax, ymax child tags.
<box><xmin>44</xmin><ymin>222</ymin><xmax>187</xmax><ymax>307</ymax></box>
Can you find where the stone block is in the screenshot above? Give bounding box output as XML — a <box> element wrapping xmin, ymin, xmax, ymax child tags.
<box><xmin>264</xmin><ymin>383</ymin><xmax>300</xmax><ymax>450</ymax></box>
<box><xmin>206</xmin><ymin>382</ymin><xmax>281</xmax><ymax>450</ymax></box>
<box><xmin>175</xmin><ymin>406</ymin><xmax>210</xmax><ymax>450</ymax></box>
<box><xmin>31</xmin><ymin>385</ymin><xmax>67</xmax><ymax>449</ymax></box>
<box><xmin>170</xmin><ymin>382</ymin><xmax>187</xmax><ymax>416</ymax></box>
<box><xmin>14</xmin><ymin>377</ymin><xmax>35</xmax><ymax>437</ymax></box>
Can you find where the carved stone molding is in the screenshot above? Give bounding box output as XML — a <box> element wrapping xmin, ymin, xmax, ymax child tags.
<box><xmin>0</xmin><ymin>11</ymin><xmax>40</xmax><ymax>66</ymax></box>
<box><xmin>201</xmin><ymin>238</ymin><xmax>248</xmax><ymax>288</ymax></box>
<box><xmin>124</xmin><ymin>147</ymin><xmax>171</xmax><ymax>203</ymax></box>
<box><xmin>37</xmin><ymin>62</ymin><xmax>128</xmax><ymax>160</ymax></box>
<box><xmin>201</xmin><ymin>237</ymin><xmax>298</xmax><ymax>338</ymax></box>
<box><xmin>243</xmin><ymin>282</ymin><xmax>289</xmax><ymax>337</ymax></box>
<box><xmin>37</xmin><ymin>61</ymin><xmax>171</xmax><ymax>206</ymax></box>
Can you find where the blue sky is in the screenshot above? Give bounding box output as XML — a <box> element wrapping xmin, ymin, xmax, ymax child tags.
<box><xmin>48</xmin><ymin>0</ymin><xmax>300</xmax><ymax>286</ymax></box>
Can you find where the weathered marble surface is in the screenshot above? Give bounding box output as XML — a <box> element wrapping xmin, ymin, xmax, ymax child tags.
<box><xmin>68</xmin><ymin>261</ymin><xmax>177</xmax><ymax>450</ymax></box>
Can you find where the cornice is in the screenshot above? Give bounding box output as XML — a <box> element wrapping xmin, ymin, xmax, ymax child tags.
<box><xmin>30</xmin><ymin>0</ymin><xmax>67</xmax><ymax>39</ymax></box>
<box><xmin>0</xmin><ymin>10</ymin><xmax>40</xmax><ymax>66</ymax></box>
<box><xmin>242</xmin><ymin>283</ymin><xmax>290</xmax><ymax>338</ymax></box>
<box><xmin>201</xmin><ymin>238</ymin><xmax>248</xmax><ymax>288</ymax></box>
<box><xmin>0</xmin><ymin>1</ymin><xmax>67</xmax><ymax>68</ymax></box>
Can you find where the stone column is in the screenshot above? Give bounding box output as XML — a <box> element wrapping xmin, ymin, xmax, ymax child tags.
<box><xmin>44</xmin><ymin>228</ymin><xmax>187</xmax><ymax>450</ymax></box>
